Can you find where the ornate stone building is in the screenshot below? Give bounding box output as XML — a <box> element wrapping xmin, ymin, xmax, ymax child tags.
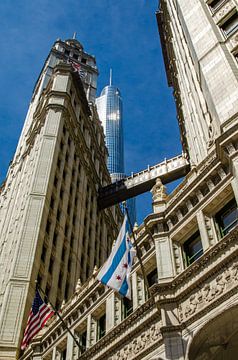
<box><xmin>0</xmin><ymin>39</ymin><xmax>121</xmax><ymax>359</ymax></box>
<box><xmin>4</xmin><ymin>0</ymin><xmax>238</xmax><ymax>359</ymax></box>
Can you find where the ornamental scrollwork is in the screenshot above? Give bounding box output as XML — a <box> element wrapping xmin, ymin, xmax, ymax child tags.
<box><xmin>180</xmin><ymin>261</ymin><xmax>238</xmax><ymax>320</ymax></box>
<box><xmin>112</xmin><ymin>322</ymin><xmax>162</xmax><ymax>359</ymax></box>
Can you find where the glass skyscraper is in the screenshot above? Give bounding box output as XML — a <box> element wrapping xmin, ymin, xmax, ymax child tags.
<box><xmin>96</xmin><ymin>72</ymin><xmax>136</xmax><ymax>224</ymax></box>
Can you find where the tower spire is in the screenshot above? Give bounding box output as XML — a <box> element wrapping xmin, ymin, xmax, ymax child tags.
<box><xmin>109</xmin><ymin>68</ymin><xmax>112</xmax><ymax>86</ymax></box>
<box><xmin>73</xmin><ymin>32</ymin><xmax>77</xmax><ymax>39</ymax></box>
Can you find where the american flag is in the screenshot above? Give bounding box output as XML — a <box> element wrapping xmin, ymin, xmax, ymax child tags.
<box><xmin>21</xmin><ymin>289</ymin><xmax>54</xmax><ymax>350</ymax></box>
<box><xmin>67</xmin><ymin>59</ymin><xmax>86</xmax><ymax>79</ymax></box>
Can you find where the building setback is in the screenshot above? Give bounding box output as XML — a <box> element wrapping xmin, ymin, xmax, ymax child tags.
<box><xmin>0</xmin><ymin>39</ymin><xmax>121</xmax><ymax>359</ymax></box>
<box><xmin>3</xmin><ymin>0</ymin><xmax>238</xmax><ymax>359</ymax></box>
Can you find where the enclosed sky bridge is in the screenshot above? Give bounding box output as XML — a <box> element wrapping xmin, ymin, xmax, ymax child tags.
<box><xmin>98</xmin><ymin>154</ymin><xmax>190</xmax><ymax>209</ymax></box>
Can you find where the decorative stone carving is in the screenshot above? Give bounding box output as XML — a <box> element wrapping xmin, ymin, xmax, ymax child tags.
<box><xmin>214</xmin><ymin>0</ymin><xmax>235</xmax><ymax>24</ymax></box>
<box><xmin>112</xmin><ymin>322</ymin><xmax>162</xmax><ymax>360</ymax></box>
<box><xmin>180</xmin><ymin>258</ymin><xmax>238</xmax><ymax>320</ymax></box>
<box><xmin>151</xmin><ymin>178</ymin><xmax>168</xmax><ymax>203</ymax></box>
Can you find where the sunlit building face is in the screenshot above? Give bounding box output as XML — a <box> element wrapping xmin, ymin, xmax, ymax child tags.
<box><xmin>96</xmin><ymin>85</ymin><xmax>124</xmax><ymax>177</ymax></box>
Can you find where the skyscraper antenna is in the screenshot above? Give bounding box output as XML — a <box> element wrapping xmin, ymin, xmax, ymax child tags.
<box><xmin>73</xmin><ymin>32</ymin><xmax>77</xmax><ymax>39</ymax></box>
<box><xmin>109</xmin><ymin>68</ymin><xmax>112</xmax><ymax>86</ymax></box>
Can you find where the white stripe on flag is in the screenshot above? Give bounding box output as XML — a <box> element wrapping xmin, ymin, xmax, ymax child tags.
<box><xmin>97</xmin><ymin>216</ymin><xmax>135</xmax><ymax>299</ymax></box>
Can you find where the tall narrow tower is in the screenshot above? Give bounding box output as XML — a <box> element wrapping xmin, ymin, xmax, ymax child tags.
<box><xmin>96</xmin><ymin>71</ymin><xmax>124</xmax><ymax>183</ymax></box>
<box><xmin>96</xmin><ymin>72</ymin><xmax>136</xmax><ymax>224</ymax></box>
<box><xmin>0</xmin><ymin>39</ymin><xmax>121</xmax><ymax>359</ymax></box>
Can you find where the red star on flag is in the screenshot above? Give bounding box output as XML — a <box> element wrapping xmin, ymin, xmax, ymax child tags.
<box><xmin>123</xmin><ymin>263</ymin><xmax>128</xmax><ymax>269</ymax></box>
<box><xmin>116</xmin><ymin>275</ymin><xmax>122</xmax><ymax>281</ymax></box>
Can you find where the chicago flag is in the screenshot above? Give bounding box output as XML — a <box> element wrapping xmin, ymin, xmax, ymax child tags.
<box><xmin>97</xmin><ymin>215</ymin><xmax>136</xmax><ymax>299</ymax></box>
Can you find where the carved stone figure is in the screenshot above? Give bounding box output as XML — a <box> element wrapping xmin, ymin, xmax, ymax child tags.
<box><xmin>185</xmin><ymin>294</ymin><xmax>198</xmax><ymax>317</ymax></box>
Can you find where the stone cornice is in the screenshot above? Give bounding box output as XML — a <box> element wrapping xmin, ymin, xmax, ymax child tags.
<box><xmin>78</xmin><ymin>299</ymin><xmax>160</xmax><ymax>360</ymax></box>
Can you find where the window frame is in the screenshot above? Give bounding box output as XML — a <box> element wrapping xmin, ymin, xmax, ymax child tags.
<box><xmin>183</xmin><ymin>230</ymin><xmax>203</xmax><ymax>266</ymax></box>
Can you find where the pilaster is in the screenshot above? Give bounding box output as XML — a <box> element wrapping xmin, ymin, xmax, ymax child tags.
<box><xmin>196</xmin><ymin>210</ymin><xmax>210</xmax><ymax>251</ymax></box>
<box><xmin>155</xmin><ymin>235</ymin><xmax>175</xmax><ymax>281</ymax></box>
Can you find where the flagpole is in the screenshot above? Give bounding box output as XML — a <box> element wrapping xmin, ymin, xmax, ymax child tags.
<box><xmin>123</xmin><ymin>204</ymin><xmax>156</xmax><ymax>304</ymax></box>
<box><xmin>36</xmin><ymin>282</ymin><xmax>84</xmax><ymax>352</ymax></box>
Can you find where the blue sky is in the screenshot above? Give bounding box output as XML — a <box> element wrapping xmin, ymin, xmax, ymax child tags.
<box><xmin>0</xmin><ymin>0</ymin><xmax>181</xmax><ymax>224</ymax></box>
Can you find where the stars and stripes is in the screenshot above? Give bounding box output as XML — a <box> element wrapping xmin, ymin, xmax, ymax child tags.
<box><xmin>97</xmin><ymin>215</ymin><xmax>136</xmax><ymax>299</ymax></box>
<box><xmin>67</xmin><ymin>58</ymin><xmax>86</xmax><ymax>79</ymax></box>
<box><xmin>21</xmin><ymin>289</ymin><xmax>54</xmax><ymax>350</ymax></box>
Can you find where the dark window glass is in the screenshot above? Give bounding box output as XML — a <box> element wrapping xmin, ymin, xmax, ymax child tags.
<box><xmin>215</xmin><ymin>199</ymin><xmax>238</xmax><ymax>237</ymax></box>
<box><xmin>61</xmin><ymin>349</ymin><xmax>67</xmax><ymax>360</ymax></box>
<box><xmin>49</xmin><ymin>257</ymin><xmax>54</xmax><ymax>274</ymax></box>
<box><xmin>53</xmin><ymin>231</ymin><xmax>58</xmax><ymax>246</ymax></box>
<box><xmin>81</xmin><ymin>58</ymin><xmax>87</xmax><ymax>64</ymax></box>
<box><xmin>147</xmin><ymin>268</ymin><xmax>158</xmax><ymax>287</ymax></box>
<box><xmin>98</xmin><ymin>313</ymin><xmax>106</xmax><ymax>339</ymax></box>
<box><xmin>221</xmin><ymin>12</ymin><xmax>238</xmax><ymax>36</ymax></box>
<box><xmin>57</xmin><ymin>208</ymin><xmax>61</xmax><ymax>222</ymax></box>
<box><xmin>62</xmin><ymin>246</ymin><xmax>66</xmax><ymax>262</ymax></box>
<box><xmin>73</xmin><ymin>53</ymin><xmax>78</xmax><ymax>60</ymax></box>
<box><xmin>80</xmin><ymin>330</ymin><xmax>87</xmax><ymax>353</ymax></box>
<box><xmin>46</xmin><ymin>220</ymin><xmax>51</xmax><ymax>234</ymax></box>
<box><xmin>183</xmin><ymin>231</ymin><xmax>203</xmax><ymax>266</ymax></box>
<box><xmin>122</xmin><ymin>297</ymin><xmax>133</xmax><ymax>319</ymax></box>
<box><xmin>54</xmin><ymin>175</ymin><xmax>58</xmax><ymax>187</ymax></box>
<box><xmin>209</xmin><ymin>0</ymin><xmax>225</xmax><ymax>11</ymax></box>
<box><xmin>65</xmin><ymin>49</ymin><xmax>70</xmax><ymax>56</ymax></box>
<box><xmin>41</xmin><ymin>244</ymin><xmax>47</xmax><ymax>262</ymax></box>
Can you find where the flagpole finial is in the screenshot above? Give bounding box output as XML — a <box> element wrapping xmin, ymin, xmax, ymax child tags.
<box><xmin>73</xmin><ymin>32</ymin><xmax>77</xmax><ymax>39</ymax></box>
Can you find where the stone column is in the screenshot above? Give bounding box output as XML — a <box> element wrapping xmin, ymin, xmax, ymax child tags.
<box><xmin>196</xmin><ymin>210</ymin><xmax>210</xmax><ymax>251</ymax></box>
<box><xmin>66</xmin><ymin>331</ymin><xmax>74</xmax><ymax>359</ymax></box>
<box><xmin>87</xmin><ymin>314</ymin><xmax>97</xmax><ymax>347</ymax></box>
<box><xmin>231</xmin><ymin>156</ymin><xmax>238</xmax><ymax>205</ymax></box>
<box><xmin>155</xmin><ymin>234</ymin><xmax>175</xmax><ymax>281</ymax></box>
<box><xmin>151</xmin><ymin>178</ymin><xmax>175</xmax><ymax>280</ymax></box>
<box><xmin>51</xmin><ymin>347</ymin><xmax>59</xmax><ymax>360</ymax></box>
<box><xmin>132</xmin><ymin>271</ymin><xmax>138</xmax><ymax>309</ymax></box>
<box><xmin>106</xmin><ymin>293</ymin><xmax>115</xmax><ymax>331</ymax></box>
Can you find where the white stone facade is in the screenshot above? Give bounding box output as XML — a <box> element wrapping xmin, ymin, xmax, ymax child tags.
<box><xmin>0</xmin><ymin>59</ymin><xmax>121</xmax><ymax>359</ymax></box>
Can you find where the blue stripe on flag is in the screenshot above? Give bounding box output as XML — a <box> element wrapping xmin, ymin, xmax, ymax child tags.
<box><xmin>119</xmin><ymin>277</ymin><xmax>128</xmax><ymax>297</ymax></box>
<box><xmin>100</xmin><ymin>236</ymin><xmax>127</xmax><ymax>285</ymax></box>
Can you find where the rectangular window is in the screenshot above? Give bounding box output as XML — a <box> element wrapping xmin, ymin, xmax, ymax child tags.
<box><xmin>183</xmin><ymin>231</ymin><xmax>203</xmax><ymax>266</ymax></box>
<box><xmin>41</xmin><ymin>244</ymin><xmax>47</xmax><ymax>263</ymax></box>
<box><xmin>147</xmin><ymin>268</ymin><xmax>158</xmax><ymax>287</ymax></box>
<box><xmin>215</xmin><ymin>198</ymin><xmax>238</xmax><ymax>237</ymax></box>
<box><xmin>61</xmin><ymin>349</ymin><xmax>67</xmax><ymax>360</ymax></box>
<box><xmin>122</xmin><ymin>297</ymin><xmax>133</xmax><ymax>319</ymax></box>
<box><xmin>79</xmin><ymin>330</ymin><xmax>87</xmax><ymax>353</ymax></box>
<box><xmin>220</xmin><ymin>11</ymin><xmax>238</xmax><ymax>36</ymax></box>
<box><xmin>208</xmin><ymin>0</ymin><xmax>225</xmax><ymax>12</ymax></box>
<box><xmin>97</xmin><ymin>313</ymin><xmax>106</xmax><ymax>340</ymax></box>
